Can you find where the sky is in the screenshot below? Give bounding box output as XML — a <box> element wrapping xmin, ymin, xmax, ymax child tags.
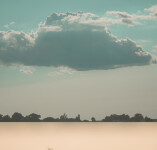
<box><xmin>0</xmin><ymin>0</ymin><xmax>157</xmax><ymax>119</ymax></box>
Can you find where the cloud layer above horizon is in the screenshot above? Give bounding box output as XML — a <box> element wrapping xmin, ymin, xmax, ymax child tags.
<box><xmin>0</xmin><ymin>6</ymin><xmax>157</xmax><ymax>70</ymax></box>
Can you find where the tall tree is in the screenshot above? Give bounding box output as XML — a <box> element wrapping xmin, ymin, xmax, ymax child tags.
<box><xmin>12</xmin><ymin>112</ymin><xmax>24</xmax><ymax>121</ymax></box>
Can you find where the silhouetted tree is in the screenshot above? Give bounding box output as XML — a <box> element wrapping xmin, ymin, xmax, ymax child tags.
<box><xmin>25</xmin><ymin>113</ymin><xmax>41</xmax><ymax>122</ymax></box>
<box><xmin>131</xmin><ymin>113</ymin><xmax>144</xmax><ymax>122</ymax></box>
<box><xmin>102</xmin><ymin>114</ymin><xmax>130</xmax><ymax>122</ymax></box>
<box><xmin>83</xmin><ymin>120</ymin><xmax>89</xmax><ymax>122</ymax></box>
<box><xmin>12</xmin><ymin>112</ymin><xmax>24</xmax><ymax>122</ymax></box>
<box><xmin>91</xmin><ymin>117</ymin><xmax>96</xmax><ymax>122</ymax></box>
<box><xmin>120</xmin><ymin>114</ymin><xmax>130</xmax><ymax>121</ymax></box>
<box><xmin>144</xmin><ymin>116</ymin><xmax>153</xmax><ymax>122</ymax></box>
<box><xmin>0</xmin><ymin>112</ymin><xmax>156</xmax><ymax>122</ymax></box>
<box><xmin>43</xmin><ymin>117</ymin><xmax>55</xmax><ymax>122</ymax></box>
<box><xmin>60</xmin><ymin>113</ymin><xmax>68</xmax><ymax>121</ymax></box>
<box><xmin>0</xmin><ymin>114</ymin><xmax>3</xmax><ymax>121</ymax></box>
<box><xmin>2</xmin><ymin>115</ymin><xmax>11</xmax><ymax>122</ymax></box>
<box><xmin>75</xmin><ymin>114</ymin><xmax>81</xmax><ymax>121</ymax></box>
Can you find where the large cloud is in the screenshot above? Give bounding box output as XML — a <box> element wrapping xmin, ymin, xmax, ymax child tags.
<box><xmin>0</xmin><ymin>12</ymin><xmax>156</xmax><ymax>70</ymax></box>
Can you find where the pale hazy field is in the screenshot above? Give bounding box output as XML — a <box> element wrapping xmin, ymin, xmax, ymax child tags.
<box><xmin>0</xmin><ymin>123</ymin><xmax>157</xmax><ymax>150</ymax></box>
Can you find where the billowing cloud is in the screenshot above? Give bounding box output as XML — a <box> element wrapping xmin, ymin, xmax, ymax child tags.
<box><xmin>0</xmin><ymin>12</ymin><xmax>156</xmax><ymax>70</ymax></box>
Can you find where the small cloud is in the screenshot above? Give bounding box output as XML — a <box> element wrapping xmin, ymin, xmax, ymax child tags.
<box><xmin>20</xmin><ymin>69</ymin><xmax>33</xmax><ymax>74</ymax></box>
<box><xmin>136</xmin><ymin>40</ymin><xmax>151</xmax><ymax>45</ymax></box>
<box><xmin>106</xmin><ymin>11</ymin><xmax>140</xmax><ymax>26</ymax></box>
<box><xmin>20</xmin><ymin>66</ymin><xmax>34</xmax><ymax>74</ymax></box>
<box><xmin>48</xmin><ymin>71</ymin><xmax>62</xmax><ymax>77</ymax></box>
<box><xmin>4</xmin><ymin>24</ymin><xmax>9</xmax><ymax>28</ymax></box>
<box><xmin>59</xmin><ymin>66</ymin><xmax>76</xmax><ymax>74</ymax></box>
<box><xmin>144</xmin><ymin>5</ymin><xmax>157</xmax><ymax>19</ymax></box>
<box><xmin>121</xmin><ymin>18</ymin><xmax>139</xmax><ymax>26</ymax></box>
<box><xmin>144</xmin><ymin>5</ymin><xmax>157</xmax><ymax>12</ymax></box>
<box><xmin>10</xmin><ymin>22</ymin><xmax>15</xmax><ymax>25</ymax></box>
<box><xmin>106</xmin><ymin>11</ymin><xmax>132</xmax><ymax>19</ymax></box>
<box><xmin>152</xmin><ymin>45</ymin><xmax>157</xmax><ymax>52</ymax></box>
<box><xmin>106</xmin><ymin>5</ymin><xmax>157</xmax><ymax>27</ymax></box>
<box><xmin>48</xmin><ymin>67</ymin><xmax>77</xmax><ymax>77</ymax></box>
<box><xmin>139</xmin><ymin>40</ymin><xmax>150</xmax><ymax>43</ymax></box>
<box><xmin>4</xmin><ymin>21</ymin><xmax>15</xmax><ymax>28</ymax></box>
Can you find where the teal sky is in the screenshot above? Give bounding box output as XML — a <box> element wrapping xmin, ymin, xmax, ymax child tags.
<box><xmin>0</xmin><ymin>0</ymin><xmax>157</xmax><ymax>118</ymax></box>
<box><xmin>0</xmin><ymin>0</ymin><xmax>156</xmax><ymax>28</ymax></box>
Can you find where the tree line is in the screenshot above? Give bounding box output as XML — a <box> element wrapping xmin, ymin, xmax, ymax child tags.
<box><xmin>0</xmin><ymin>112</ymin><xmax>156</xmax><ymax>122</ymax></box>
